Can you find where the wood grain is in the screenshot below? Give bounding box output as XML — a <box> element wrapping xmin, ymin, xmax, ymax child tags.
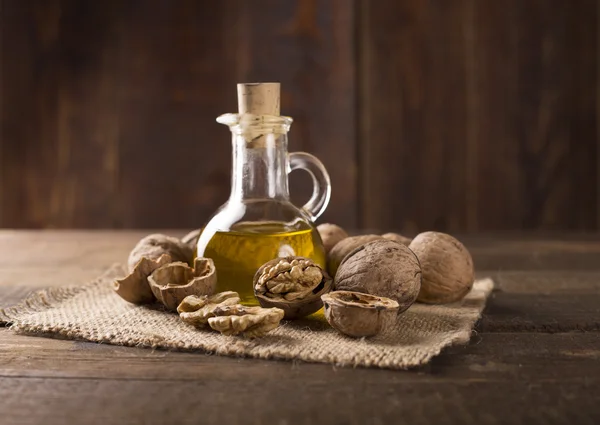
<box><xmin>359</xmin><ymin>0</ymin><xmax>471</xmax><ymax>234</ymax></box>
<box><xmin>472</xmin><ymin>0</ymin><xmax>598</xmax><ymax>231</ymax></box>
<box><xmin>1</xmin><ymin>0</ymin><xmax>598</xmax><ymax>231</ymax></box>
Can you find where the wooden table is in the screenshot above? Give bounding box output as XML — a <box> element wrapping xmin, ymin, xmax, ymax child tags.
<box><xmin>1</xmin><ymin>231</ymin><xmax>599</xmax><ymax>424</ymax></box>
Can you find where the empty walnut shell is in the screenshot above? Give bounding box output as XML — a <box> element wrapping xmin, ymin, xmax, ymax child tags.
<box><xmin>382</xmin><ymin>232</ymin><xmax>412</xmax><ymax>246</ymax></box>
<box><xmin>409</xmin><ymin>231</ymin><xmax>474</xmax><ymax>304</ymax></box>
<box><xmin>327</xmin><ymin>234</ymin><xmax>383</xmax><ymax>278</ymax></box>
<box><xmin>334</xmin><ymin>239</ymin><xmax>421</xmax><ymax>313</ymax></box>
<box><xmin>127</xmin><ymin>233</ymin><xmax>194</xmax><ymax>273</ymax></box>
<box><xmin>317</xmin><ymin>223</ymin><xmax>349</xmax><ymax>254</ymax></box>
<box><xmin>321</xmin><ymin>291</ymin><xmax>399</xmax><ymax>337</ymax></box>
<box><xmin>253</xmin><ymin>256</ymin><xmax>332</xmax><ymax>319</ymax></box>
<box><xmin>148</xmin><ymin>257</ymin><xmax>217</xmax><ymax>311</ymax></box>
<box><xmin>114</xmin><ymin>254</ymin><xmax>172</xmax><ymax>304</ymax></box>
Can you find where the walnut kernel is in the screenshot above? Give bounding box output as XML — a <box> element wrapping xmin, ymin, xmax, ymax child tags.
<box><xmin>178</xmin><ymin>291</ymin><xmax>241</xmax><ymax>326</ymax></box>
<box><xmin>253</xmin><ymin>256</ymin><xmax>332</xmax><ymax>319</ymax></box>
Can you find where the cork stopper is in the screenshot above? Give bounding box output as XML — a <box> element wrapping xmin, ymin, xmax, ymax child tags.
<box><xmin>237</xmin><ymin>82</ymin><xmax>280</xmax><ymax>116</ymax></box>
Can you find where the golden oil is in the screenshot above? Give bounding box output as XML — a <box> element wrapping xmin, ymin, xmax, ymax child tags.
<box><xmin>197</xmin><ymin>221</ymin><xmax>326</xmax><ymax>305</ymax></box>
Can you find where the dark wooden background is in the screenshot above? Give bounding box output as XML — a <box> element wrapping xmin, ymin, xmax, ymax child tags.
<box><xmin>1</xmin><ymin>0</ymin><xmax>598</xmax><ymax>233</ymax></box>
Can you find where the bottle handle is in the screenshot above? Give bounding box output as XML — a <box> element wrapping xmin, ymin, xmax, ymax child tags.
<box><xmin>288</xmin><ymin>152</ymin><xmax>331</xmax><ymax>222</ymax></box>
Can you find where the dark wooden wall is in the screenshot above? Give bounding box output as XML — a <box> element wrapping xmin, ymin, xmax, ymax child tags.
<box><xmin>1</xmin><ymin>0</ymin><xmax>598</xmax><ymax>233</ymax></box>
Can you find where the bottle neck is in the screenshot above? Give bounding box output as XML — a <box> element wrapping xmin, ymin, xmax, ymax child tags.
<box><xmin>229</xmin><ymin>133</ymin><xmax>290</xmax><ymax>202</ymax></box>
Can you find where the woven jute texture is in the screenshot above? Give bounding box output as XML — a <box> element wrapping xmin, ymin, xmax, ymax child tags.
<box><xmin>0</xmin><ymin>265</ymin><xmax>493</xmax><ymax>370</ymax></box>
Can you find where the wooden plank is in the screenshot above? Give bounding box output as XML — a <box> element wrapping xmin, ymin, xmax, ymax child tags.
<box><xmin>0</xmin><ymin>0</ymin><xmax>122</xmax><ymax>228</ymax></box>
<box><xmin>359</xmin><ymin>0</ymin><xmax>470</xmax><ymax>234</ymax></box>
<box><xmin>116</xmin><ymin>0</ymin><xmax>236</xmax><ymax>229</ymax></box>
<box><xmin>480</xmin><ymin>271</ymin><xmax>600</xmax><ymax>332</ymax></box>
<box><xmin>52</xmin><ymin>0</ymin><xmax>122</xmax><ymax>227</ymax></box>
<box><xmin>0</xmin><ymin>333</ymin><xmax>598</xmax><ymax>424</ymax></box>
<box><xmin>236</xmin><ymin>0</ymin><xmax>357</xmax><ymax>228</ymax></box>
<box><xmin>0</xmin><ymin>331</ymin><xmax>598</xmax><ymax>382</ymax></box>
<box><xmin>474</xmin><ymin>0</ymin><xmax>598</xmax><ymax>231</ymax></box>
<box><xmin>0</xmin><ymin>0</ymin><xmax>62</xmax><ymax>227</ymax></box>
<box><xmin>1</xmin><ymin>231</ymin><xmax>600</xmax><ymax>271</ymax></box>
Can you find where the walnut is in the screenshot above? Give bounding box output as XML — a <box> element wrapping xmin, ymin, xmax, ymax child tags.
<box><xmin>178</xmin><ymin>291</ymin><xmax>241</xmax><ymax>326</ymax></box>
<box><xmin>316</xmin><ymin>223</ymin><xmax>349</xmax><ymax>254</ymax></box>
<box><xmin>334</xmin><ymin>239</ymin><xmax>421</xmax><ymax>313</ymax></box>
<box><xmin>409</xmin><ymin>231</ymin><xmax>474</xmax><ymax>304</ymax></box>
<box><xmin>181</xmin><ymin>228</ymin><xmax>202</xmax><ymax>247</ymax></box>
<box><xmin>382</xmin><ymin>232</ymin><xmax>412</xmax><ymax>246</ymax></box>
<box><xmin>321</xmin><ymin>291</ymin><xmax>399</xmax><ymax>337</ymax></box>
<box><xmin>326</xmin><ymin>234</ymin><xmax>383</xmax><ymax>278</ymax></box>
<box><xmin>113</xmin><ymin>254</ymin><xmax>172</xmax><ymax>304</ymax></box>
<box><xmin>208</xmin><ymin>305</ymin><xmax>285</xmax><ymax>338</ymax></box>
<box><xmin>253</xmin><ymin>256</ymin><xmax>332</xmax><ymax>319</ymax></box>
<box><xmin>127</xmin><ymin>234</ymin><xmax>193</xmax><ymax>273</ymax></box>
<box><xmin>178</xmin><ymin>291</ymin><xmax>284</xmax><ymax>338</ymax></box>
<box><xmin>148</xmin><ymin>257</ymin><xmax>217</xmax><ymax>311</ymax></box>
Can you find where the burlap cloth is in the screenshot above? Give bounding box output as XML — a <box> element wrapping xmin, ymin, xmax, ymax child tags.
<box><xmin>0</xmin><ymin>265</ymin><xmax>493</xmax><ymax>370</ymax></box>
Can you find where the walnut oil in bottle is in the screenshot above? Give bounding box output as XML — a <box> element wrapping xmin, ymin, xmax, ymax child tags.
<box><xmin>198</xmin><ymin>221</ymin><xmax>326</xmax><ymax>305</ymax></box>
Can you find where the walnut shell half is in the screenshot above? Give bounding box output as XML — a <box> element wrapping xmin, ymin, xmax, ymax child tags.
<box><xmin>113</xmin><ymin>254</ymin><xmax>172</xmax><ymax>304</ymax></box>
<box><xmin>409</xmin><ymin>231</ymin><xmax>474</xmax><ymax>304</ymax></box>
<box><xmin>253</xmin><ymin>256</ymin><xmax>332</xmax><ymax>319</ymax></box>
<box><xmin>321</xmin><ymin>291</ymin><xmax>399</xmax><ymax>337</ymax></box>
<box><xmin>148</xmin><ymin>257</ymin><xmax>217</xmax><ymax>311</ymax></box>
<box><xmin>327</xmin><ymin>234</ymin><xmax>384</xmax><ymax>278</ymax></box>
<box><xmin>334</xmin><ymin>239</ymin><xmax>421</xmax><ymax>313</ymax></box>
<box><xmin>128</xmin><ymin>234</ymin><xmax>194</xmax><ymax>273</ymax></box>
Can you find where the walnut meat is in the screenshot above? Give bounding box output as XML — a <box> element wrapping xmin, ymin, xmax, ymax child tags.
<box><xmin>128</xmin><ymin>234</ymin><xmax>193</xmax><ymax>273</ymax></box>
<box><xmin>409</xmin><ymin>231</ymin><xmax>474</xmax><ymax>304</ymax></box>
<box><xmin>327</xmin><ymin>234</ymin><xmax>383</xmax><ymax>278</ymax></box>
<box><xmin>334</xmin><ymin>239</ymin><xmax>421</xmax><ymax>313</ymax></box>
<box><xmin>254</xmin><ymin>256</ymin><xmax>332</xmax><ymax>319</ymax></box>
<box><xmin>208</xmin><ymin>305</ymin><xmax>285</xmax><ymax>338</ymax></box>
<box><xmin>113</xmin><ymin>254</ymin><xmax>172</xmax><ymax>304</ymax></box>
<box><xmin>382</xmin><ymin>232</ymin><xmax>412</xmax><ymax>246</ymax></box>
<box><xmin>148</xmin><ymin>257</ymin><xmax>217</xmax><ymax>311</ymax></box>
<box><xmin>321</xmin><ymin>291</ymin><xmax>399</xmax><ymax>337</ymax></box>
<box><xmin>178</xmin><ymin>291</ymin><xmax>241</xmax><ymax>326</ymax></box>
<box><xmin>316</xmin><ymin>223</ymin><xmax>349</xmax><ymax>254</ymax></box>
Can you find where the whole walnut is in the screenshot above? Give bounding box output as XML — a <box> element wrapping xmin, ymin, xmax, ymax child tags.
<box><xmin>327</xmin><ymin>234</ymin><xmax>383</xmax><ymax>278</ymax></box>
<box><xmin>128</xmin><ymin>234</ymin><xmax>193</xmax><ymax>273</ymax></box>
<box><xmin>409</xmin><ymin>232</ymin><xmax>474</xmax><ymax>304</ymax></box>
<box><xmin>317</xmin><ymin>223</ymin><xmax>349</xmax><ymax>254</ymax></box>
<box><xmin>334</xmin><ymin>239</ymin><xmax>421</xmax><ymax>313</ymax></box>
<box><xmin>382</xmin><ymin>232</ymin><xmax>412</xmax><ymax>246</ymax></box>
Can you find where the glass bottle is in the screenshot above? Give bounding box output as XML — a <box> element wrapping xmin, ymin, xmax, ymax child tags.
<box><xmin>196</xmin><ymin>95</ymin><xmax>331</xmax><ymax>305</ymax></box>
